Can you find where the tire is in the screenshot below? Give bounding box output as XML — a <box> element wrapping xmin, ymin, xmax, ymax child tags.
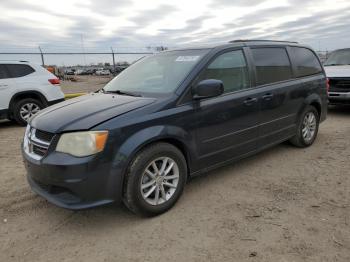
<box><xmin>13</xmin><ymin>98</ymin><xmax>44</xmax><ymax>126</ymax></box>
<box><xmin>289</xmin><ymin>105</ymin><xmax>319</xmax><ymax>148</ymax></box>
<box><xmin>123</xmin><ymin>142</ymin><xmax>187</xmax><ymax>217</ymax></box>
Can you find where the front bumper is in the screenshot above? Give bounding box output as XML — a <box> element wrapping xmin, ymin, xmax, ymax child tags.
<box><xmin>22</xmin><ymin>147</ymin><xmax>123</xmax><ymax>210</ymax></box>
<box><xmin>328</xmin><ymin>92</ymin><xmax>350</xmax><ymax>104</ymax></box>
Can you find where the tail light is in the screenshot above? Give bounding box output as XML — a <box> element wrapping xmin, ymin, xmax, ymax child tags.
<box><xmin>48</xmin><ymin>78</ymin><xmax>60</xmax><ymax>85</ymax></box>
<box><xmin>326</xmin><ymin>78</ymin><xmax>330</xmax><ymax>93</ymax></box>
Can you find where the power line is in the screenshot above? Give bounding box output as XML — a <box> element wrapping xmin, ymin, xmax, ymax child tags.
<box><xmin>0</xmin><ymin>52</ymin><xmax>153</xmax><ymax>55</ymax></box>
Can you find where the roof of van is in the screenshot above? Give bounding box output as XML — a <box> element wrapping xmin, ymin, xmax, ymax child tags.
<box><xmin>169</xmin><ymin>39</ymin><xmax>307</xmax><ymax>52</ymax></box>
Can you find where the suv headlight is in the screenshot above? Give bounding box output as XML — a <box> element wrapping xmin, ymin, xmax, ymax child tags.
<box><xmin>56</xmin><ymin>131</ymin><xmax>108</xmax><ymax>157</ymax></box>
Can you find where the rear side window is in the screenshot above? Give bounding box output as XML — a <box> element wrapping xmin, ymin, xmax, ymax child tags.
<box><xmin>0</xmin><ymin>65</ymin><xmax>10</xmax><ymax>79</ymax></box>
<box><xmin>251</xmin><ymin>48</ymin><xmax>292</xmax><ymax>86</ymax></box>
<box><xmin>291</xmin><ymin>47</ymin><xmax>323</xmax><ymax>77</ymax></box>
<box><xmin>6</xmin><ymin>64</ymin><xmax>35</xmax><ymax>78</ymax></box>
<box><xmin>197</xmin><ymin>50</ymin><xmax>250</xmax><ymax>93</ymax></box>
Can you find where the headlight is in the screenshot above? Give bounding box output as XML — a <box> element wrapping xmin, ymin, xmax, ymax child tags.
<box><xmin>56</xmin><ymin>131</ymin><xmax>108</xmax><ymax>157</ymax></box>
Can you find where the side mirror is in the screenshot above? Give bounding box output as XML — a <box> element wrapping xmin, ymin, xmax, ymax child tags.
<box><xmin>193</xmin><ymin>79</ymin><xmax>224</xmax><ymax>99</ymax></box>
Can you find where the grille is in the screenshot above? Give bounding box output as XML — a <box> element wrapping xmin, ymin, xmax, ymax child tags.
<box><xmin>23</xmin><ymin>126</ymin><xmax>53</xmax><ymax>160</ymax></box>
<box><xmin>32</xmin><ymin>145</ymin><xmax>48</xmax><ymax>156</ymax></box>
<box><xmin>33</xmin><ymin>178</ymin><xmax>80</xmax><ymax>203</ymax></box>
<box><xmin>35</xmin><ymin>129</ymin><xmax>55</xmax><ymax>143</ymax></box>
<box><xmin>34</xmin><ymin>179</ymin><xmax>52</xmax><ymax>192</ymax></box>
<box><xmin>329</xmin><ymin>78</ymin><xmax>350</xmax><ymax>93</ymax></box>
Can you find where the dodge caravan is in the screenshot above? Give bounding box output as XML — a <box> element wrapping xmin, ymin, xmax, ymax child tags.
<box><xmin>22</xmin><ymin>40</ymin><xmax>328</xmax><ymax>216</ymax></box>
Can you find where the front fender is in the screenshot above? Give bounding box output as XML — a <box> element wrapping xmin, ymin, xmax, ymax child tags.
<box><xmin>110</xmin><ymin>125</ymin><xmax>197</xmax><ymax>195</ymax></box>
<box><xmin>108</xmin><ymin>125</ymin><xmax>195</xmax><ymax>199</ymax></box>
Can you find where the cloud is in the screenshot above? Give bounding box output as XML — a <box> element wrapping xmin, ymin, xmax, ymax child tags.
<box><xmin>87</xmin><ymin>0</ymin><xmax>130</xmax><ymax>16</ymax></box>
<box><xmin>212</xmin><ymin>0</ymin><xmax>266</xmax><ymax>7</ymax></box>
<box><xmin>130</xmin><ymin>4</ymin><xmax>179</xmax><ymax>27</ymax></box>
<box><xmin>0</xmin><ymin>0</ymin><xmax>350</xmax><ymax>65</ymax></box>
<box><xmin>158</xmin><ymin>15</ymin><xmax>213</xmax><ymax>37</ymax></box>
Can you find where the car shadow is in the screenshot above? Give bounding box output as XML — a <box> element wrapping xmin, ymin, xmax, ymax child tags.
<box><xmin>4</xmin><ymin>107</ymin><xmax>339</xmax><ymax>228</ymax></box>
<box><xmin>328</xmin><ymin>105</ymin><xmax>350</xmax><ymax>115</ymax></box>
<box><xmin>37</xmin><ymin>142</ymin><xmax>294</xmax><ymax>230</ymax></box>
<box><xmin>0</xmin><ymin>119</ymin><xmax>19</xmax><ymax>128</ymax></box>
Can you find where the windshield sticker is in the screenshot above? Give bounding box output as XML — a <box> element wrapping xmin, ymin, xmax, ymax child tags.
<box><xmin>175</xmin><ymin>56</ymin><xmax>200</xmax><ymax>62</ymax></box>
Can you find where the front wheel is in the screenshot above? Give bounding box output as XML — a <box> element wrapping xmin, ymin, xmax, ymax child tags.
<box><xmin>289</xmin><ymin>105</ymin><xmax>319</xmax><ymax>148</ymax></box>
<box><xmin>123</xmin><ymin>143</ymin><xmax>187</xmax><ymax>216</ymax></box>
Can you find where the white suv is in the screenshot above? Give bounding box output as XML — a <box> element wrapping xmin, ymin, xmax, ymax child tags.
<box><xmin>0</xmin><ymin>61</ymin><xmax>65</xmax><ymax>125</ymax></box>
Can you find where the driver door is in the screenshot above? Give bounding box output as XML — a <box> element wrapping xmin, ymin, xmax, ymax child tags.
<box><xmin>194</xmin><ymin>49</ymin><xmax>260</xmax><ymax>169</ymax></box>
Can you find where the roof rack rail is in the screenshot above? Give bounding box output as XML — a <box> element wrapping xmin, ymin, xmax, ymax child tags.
<box><xmin>229</xmin><ymin>39</ymin><xmax>298</xmax><ymax>44</ymax></box>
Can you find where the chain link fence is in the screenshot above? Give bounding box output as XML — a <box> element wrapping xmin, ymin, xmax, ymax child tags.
<box><xmin>0</xmin><ymin>47</ymin><xmax>160</xmax><ymax>94</ymax></box>
<box><xmin>0</xmin><ymin>47</ymin><xmax>333</xmax><ymax>94</ymax></box>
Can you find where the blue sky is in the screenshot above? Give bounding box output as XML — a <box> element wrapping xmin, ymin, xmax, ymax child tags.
<box><xmin>1</xmin><ymin>0</ymin><xmax>350</xmax><ymax>65</ymax></box>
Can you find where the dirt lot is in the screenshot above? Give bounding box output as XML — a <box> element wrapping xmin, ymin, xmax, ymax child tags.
<box><xmin>0</xmin><ymin>107</ymin><xmax>349</xmax><ymax>262</ymax></box>
<box><xmin>60</xmin><ymin>75</ymin><xmax>112</xmax><ymax>94</ymax></box>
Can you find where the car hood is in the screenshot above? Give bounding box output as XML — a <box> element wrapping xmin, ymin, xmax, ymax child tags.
<box><xmin>30</xmin><ymin>93</ymin><xmax>156</xmax><ymax>133</ymax></box>
<box><xmin>324</xmin><ymin>65</ymin><xmax>350</xmax><ymax>78</ymax></box>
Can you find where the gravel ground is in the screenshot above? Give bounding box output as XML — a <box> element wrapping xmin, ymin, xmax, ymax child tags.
<box><xmin>0</xmin><ymin>107</ymin><xmax>349</xmax><ymax>262</ymax></box>
<box><xmin>60</xmin><ymin>75</ymin><xmax>112</xmax><ymax>94</ymax></box>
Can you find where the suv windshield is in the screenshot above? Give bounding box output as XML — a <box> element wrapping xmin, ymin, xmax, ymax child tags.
<box><xmin>103</xmin><ymin>49</ymin><xmax>209</xmax><ymax>96</ymax></box>
<box><xmin>324</xmin><ymin>49</ymin><xmax>350</xmax><ymax>66</ymax></box>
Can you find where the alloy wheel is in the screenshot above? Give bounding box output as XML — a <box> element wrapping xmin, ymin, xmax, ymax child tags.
<box><xmin>140</xmin><ymin>157</ymin><xmax>179</xmax><ymax>206</ymax></box>
<box><xmin>20</xmin><ymin>103</ymin><xmax>41</xmax><ymax>122</ymax></box>
<box><xmin>302</xmin><ymin>111</ymin><xmax>317</xmax><ymax>142</ymax></box>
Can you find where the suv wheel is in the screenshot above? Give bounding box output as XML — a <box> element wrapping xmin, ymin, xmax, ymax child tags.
<box><xmin>13</xmin><ymin>98</ymin><xmax>43</xmax><ymax>126</ymax></box>
<box><xmin>290</xmin><ymin>105</ymin><xmax>319</xmax><ymax>147</ymax></box>
<box><xmin>123</xmin><ymin>143</ymin><xmax>187</xmax><ymax>216</ymax></box>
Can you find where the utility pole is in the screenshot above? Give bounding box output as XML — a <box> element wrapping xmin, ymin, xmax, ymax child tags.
<box><xmin>81</xmin><ymin>34</ymin><xmax>87</xmax><ymax>65</ymax></box>
<box><xmin>318</xmin><ymin>40</ymin><xmax>321</xmax><ymax>52</ymax></box>
<box><xmin>38</xmin><ymin>46</ymin><xmax>45</xmax><ymax>66</ymax></box>
<box><xmin>111</xmin><ymin>47</ymin><xmax>116</xmax><ymax>71</ymax></box>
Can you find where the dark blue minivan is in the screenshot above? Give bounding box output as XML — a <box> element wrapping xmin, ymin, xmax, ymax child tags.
<box><xmin>22</xmin><ymin>40</ymin><xmax>328</xmax><ymax>216</ymax></box>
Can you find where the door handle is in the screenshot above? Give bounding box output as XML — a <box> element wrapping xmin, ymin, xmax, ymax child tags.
<box><xmin>243</xmin><ymin>97</ymin><xmax>258</xmax><ymax>106</ymax></box>
<box><xmin>262</xmin><ymin>93</ymin><xmax>274</xmax><ymax>100</ymax></box>
<box><xmin>0</xmin><ymin>84</ymin><xmax>8</xmax><ymax>87</ymax></box>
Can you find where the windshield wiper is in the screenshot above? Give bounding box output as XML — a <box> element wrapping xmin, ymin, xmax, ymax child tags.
<box><xmin>105</xmin><ymin>89</ymin><xmax>142</xmax><ymax>97</ymax></box>
<box><xmin>96</xmin><ymin>88</ymin><xmax>106</xmax><ymax>93</ymax></box>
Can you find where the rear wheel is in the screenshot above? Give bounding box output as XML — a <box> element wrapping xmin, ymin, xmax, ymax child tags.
<box><xmin>13</xmin><ymin>98</ymin><xmax>43</xmax><ymax>126</ymax></box>
<box><xmin>290</xmin><ymin>105</ymin><xmax>319</xmax><ymax>147</ymax></box>
<box><xmin>123</xmin><ymin>143</ymin><xmax>187</xmax><ymax>216</ymax></box>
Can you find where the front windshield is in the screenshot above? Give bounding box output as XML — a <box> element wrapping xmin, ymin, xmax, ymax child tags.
<box><xmin>324</xmin><ymin>49</ymin><xmax>350</xmax><ymax>66</ymax></box>
<box><xmin>103</xmin><ymin>49</ymin><xmax>209</xmax><ymax>95</ymax></box>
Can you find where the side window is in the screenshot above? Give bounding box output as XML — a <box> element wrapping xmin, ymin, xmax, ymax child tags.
<box><xmin>251</xmin><ymin>48</ymin><xmax>293</xmax><ymax>86</ymax></box>
<box><xmin>0</xmin><ymin>65</ymin><xmax>10</xmax><ymax>79</ymax></box>
<box><xmin>5</xmin><ymin>64</ymin><xmax>35</xmax><ymax>78</ymax></box>
<box><xmin>291</xmin><ymin>47</ymin><xmax>323</xmax><ymax>77</ymax></box>
<box><xmin>197</xmin><ymin>50</ymin><xmax>250</xmax><ymax>93</ymax></box>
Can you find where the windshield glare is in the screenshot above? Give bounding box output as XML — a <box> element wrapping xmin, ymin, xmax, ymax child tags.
<box><xmin>324</xmin><ymin>49</ymin><xmax>350</xmax><ymax>66</ymax></box>
<box><xmin>103</xmin><ymin>49</ymin><xmax>208</xmax><ymax>95</ymax></box>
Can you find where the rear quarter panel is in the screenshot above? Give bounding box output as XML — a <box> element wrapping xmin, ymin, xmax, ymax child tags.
<box><xmin>16</xmin><ymin>65</ymin><xmax>65</xmax><ymax>102</ymax></box>
<box><xmin>298</xmin><ymin>74</ymin><xmax>328</xmax><ymax>122</ymax></box>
